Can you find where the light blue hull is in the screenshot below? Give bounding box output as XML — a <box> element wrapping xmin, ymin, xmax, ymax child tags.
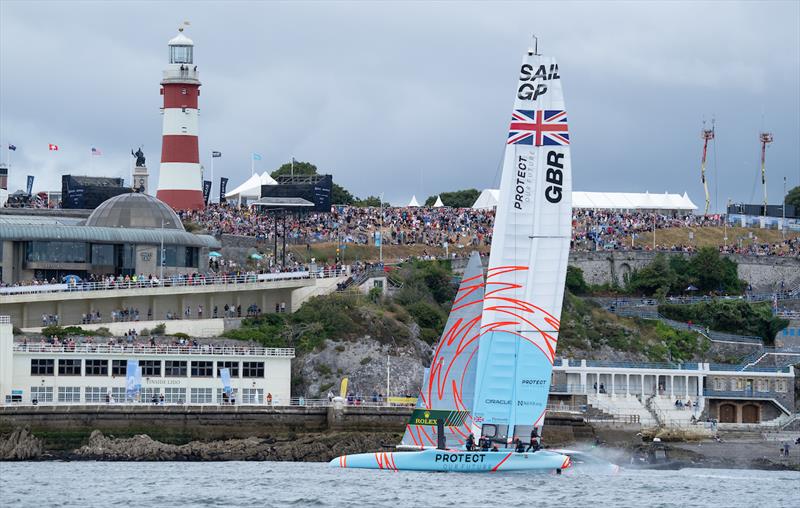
<box><xmin>330</xmin><ymin>448</ymin><xmax>571</xmax><ymax>473</ymax></box>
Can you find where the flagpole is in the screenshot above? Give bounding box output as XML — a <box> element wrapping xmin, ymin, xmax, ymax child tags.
<box><xmin>251</xmin><ymin>154</ymin><xmax>254</xmax><ymax>176</ymax></box>
<box><xmin>291</xmin><ymin>156</ymin><xmax>294</xmax><ymax>178</ymax></box>
<box><xmin>210</xmin><ymin>152</ymin><xmax>215</xmax><ymax>203</ymax></box>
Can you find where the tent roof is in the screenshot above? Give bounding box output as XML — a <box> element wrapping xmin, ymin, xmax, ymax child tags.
<box><xmin>408</xmin><ymin>195</ymin><xmax>420</xmax><ymax>207</ymax></box>
<box><xmin>472</xmin><ymin>189</ymin><xmax>500</xmax><ymax>209</ymax></box>
<box><xmin>433</xmin><ymin>195</ymin><xmax>445</xmax><ymax>208</ymax></box>
<box><xmin>225</xmin><ymin>172</ymin><xmax>278</xmax><ymax>199</ymax></box>
<box><xmin>472</xmin><ymin>189</ymin><xmax>697</xmax><ymax>211</ymax></box>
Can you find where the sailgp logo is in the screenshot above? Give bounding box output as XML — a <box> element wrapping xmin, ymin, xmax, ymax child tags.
<box><xmin>518</xmin><ymin>63</ymin><xmax>560</xmax><ymax>101</ymax></box>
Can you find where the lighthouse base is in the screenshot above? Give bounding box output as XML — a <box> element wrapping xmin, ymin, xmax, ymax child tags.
<box><xmin>156</xmin><ymin>189</ymin><xmax>205</xmax><ymax>211</ymax></box>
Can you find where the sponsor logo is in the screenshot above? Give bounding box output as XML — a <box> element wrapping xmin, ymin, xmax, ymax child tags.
<box><xmin>485</xmin><ymin>398</ymin><xmax>511</xmax><ymax>405</ymax></box>
<box><xmin>513</xmin><ymin>155</ymin><xmax>533</xmax><ymax>210</ymax></box>
<box><xmin>518</xmin><ymin>63</ymin><xmax>560</xmax><ymax>101</ymax></box>
<box><xmin>545</xmin><ymin>151</ymin><xmax>564</xmax><ymax>204</ymax></box>
<box><xmin>521</xmin><ymin>379</ymin><xmax>547</xmax><ymax>385</ymax></box>
<box><xmin>435</xmin><ymin>453</ymin><xmax>487</xmax><ymax>464</ymax></box>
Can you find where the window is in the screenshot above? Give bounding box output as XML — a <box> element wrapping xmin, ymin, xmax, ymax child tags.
<box><xmin>164</xmin><ymin>388</ymin><xmax>185</xmax><ymax>404</ymax></box>
<box><xmin>713</xmin><ymin>378</ymin><xmax>726</xmax><ymax>391</ymax></box>
<box><xmin>242</xmin><ymin>388</ymin><xmax>263</xmax><ymax>404</ymax></box>
<box><xmin>85</xmin><ymin>386</ymin><xmax>107</xmax><ymax>402</ymax></box>
<box><xmin>58</xmin><ymin>386</ymin><xmax>81</xmax><ymax>402</ymax></box>
<box><xmin>757</xmin><ymin>379</ymin><xmax>770</xmax><ymax>392</ymax></box>
<box><xmin>140</xmin><ymin>360</ymin><xmax>161</xmax><ymax>377</ymax></box>
<box><xmin>30</xmin><ymin>386</ymin><xmax>53</xmax><ymax>403</ymax></box>
<box><xmin>734</xmin><ymin>378</ymin><xmax>745</xmax><ymax>391</ymax></box>
<box><xmin>31</xmin><ymin>359</ymin><xmax>54</xmax><ymax>375</ymax></box>
<box><xmin>190</xmin><ymin>388</ymin><xmax>213</xmax><ymax>404</ymax></box>
<box><xmin>85</xmin><ymin>360</ymin><xmax>108</xmax><ymax>376</ymax></box>
<box><xmin>111</xmin><ymin>360</ymin><xmax>127</xmax><ymax>376</ymax></box>
<box><xmin>111</xmin><ymin>387</ymin><xmax>127</xmax><ymax>402</ymax></box>
<box><xmin>169</xmin><ymin>45</ymin><xmax>193</xmax><ymax>64</ymax></box>
<box><xmin>191</xmin><ymin>361</ymin><xmax>213</xmax><ymax>377</ymax></box>
<box><xmin>25</xmin><ymin>241</ymin><xmax>88</xmax><ymax>263</ymax></box>
<box><xmin>776</xmin><ymin>380</ymin><xmax>788</xmax><ymax>393</ymax></box>
<box><xmin>242</xmin><ymin>362</ymin><xmax>265</xmax><ymax>378</ymax></box>
<box><xmin>164</xmin><ymin>361</ymin><xmax>187</xmax><ymax>377</ymax></box>
<box><xmin>58</xmin><ymin>359</ymin><xmax>82</xmax><ymax>376</ymax></box>
<box><xmin>216</xmin><ymin>388</ymin><xmax>238</xmax><ymax>403</ymax></box>
<box><xmin>141</xmin><ymin>388</ymin><xmax>161</xmax><ymax>402</ymax></box>
<box><xmin>217</xmin><ymin>361</ymin><xmax>239</xmax><ymax>377</ymax></box>
<box><xmin>91</xmin><ymin>244</ymin><xmax>114</xmax><ymax>265</ymax></box>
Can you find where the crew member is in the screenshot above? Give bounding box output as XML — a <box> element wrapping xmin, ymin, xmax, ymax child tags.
<box><xmin>526</xmin><ymin>427</ymin><xmax>540</xmax><ymax>452</ymax></box>
<box><xmin>465</xmin><ymin>433</ymin><xmax>475</xmax><ymax>451</ymax></box>
<box><xmin>514</xmin><ymin>438</ymin><xmax>526</xmax><ymax>453</ymax></box>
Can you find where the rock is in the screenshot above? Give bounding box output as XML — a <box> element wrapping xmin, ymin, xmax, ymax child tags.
<box><xmin>0</xmin><ymin>427</ymin><xmax>44</xmax><ymax>460</ymax></box>
<box><xmin>69</xmin><ymin>430</ymin><xmax>401</xmax><ymax>462</ymax></box>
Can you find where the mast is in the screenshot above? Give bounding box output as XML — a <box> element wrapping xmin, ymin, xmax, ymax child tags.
<box><xmin>759</xmin><ymin>132</ymin><xmax>773</xmax><ymax>216</ymax></box>
<box><xmin>700</xmin><ymin>120</ymin><xmax>715</xmax><ymax>215</ymax></box>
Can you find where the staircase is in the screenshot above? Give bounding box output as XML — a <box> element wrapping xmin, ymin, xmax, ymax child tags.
<box><xmin>587</xmin><ymin>393</ymin><xmax>656</xmax><ymax>427</ymax></box>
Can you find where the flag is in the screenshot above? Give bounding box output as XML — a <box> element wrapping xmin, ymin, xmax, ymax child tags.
<box><xmin>252</xmin><ymin>153</ymin><xmax>263</xmax><ymax>161</ymax></box>
<box><xmin>220</xmin><ymin>368</ymin><xmax>232</xmax><ymax>395</ymax></box>
<box><xmin>212</xmin><ymin>151</ymin><xmax>222</xmax><ymax>158</ymax></box>
<box><xmin>202</xmin><ymin>180</ymin><xmax>212</xmax><ymax>205</ymax></box>
<box><xmin>26</xmin><ymin>175</ymin><xmax>34</xmax><ymax>195</ymax></box>
<box><xmin>91</xmin><ymin>147</ymin><xmax>102</xmax><ymax>156</ymax></box>
<box><xmin>219</xmin><ymin>177</ymin><xmax>228</xmax><ymax>203</ymax></box>
<box><xmin>7</xmin><ymin>144</ymin><xmax>15</xmax><ymax>151</ymax></box>
<box><xmin>507</xmin><ymin>109</ymin><xmax>569</xmax><ymax>146</ymax></box>
<box><xmin>48</xmin><ymin>144</ymin><xmax>59</xmax><ymax>151</ymax></box>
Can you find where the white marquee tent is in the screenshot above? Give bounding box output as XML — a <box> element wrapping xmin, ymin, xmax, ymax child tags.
<box><xmin>225</xmin><ymin>172</ymin><xmax>279</xmax><ymax>201</ymax></box>
<box><xmin>472</xmin><ymin>188</ymin><xmax>500</xmax><ymax>209</ymax></box>
<box><xmin>407</xmin><ymin>195</ymin><xmax>421</xmax><ymax>207</ymax></box>
<box><xmin>472</xmin><ymin>190</ymin><xmax>697</xmax><ymax>212</ymax></box>
<box><xmin>433</xmin><ymin>195</ymin><xmax>445</xmax><ymax>208</ymax></box>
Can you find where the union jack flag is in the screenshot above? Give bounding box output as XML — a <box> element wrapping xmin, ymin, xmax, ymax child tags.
<box><xmin>507</xmin><ymin>109</ymin><xmax>569</xmax><ymax>146</ymax></box>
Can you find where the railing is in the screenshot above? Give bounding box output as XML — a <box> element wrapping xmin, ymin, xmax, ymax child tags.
<box><xmin>545</xmin><ymin>402</ymin><xmax>586</xmax><ymax>414</ymax></box>
<box><xmin>0</xmin><ymin>398</ymin><xmax>412</xmax><ymax>408</ymax></box>
<box><xmin>0</xmin><ymin>315</ymin><xmax>10</xmax><ymax>324</ymax></box>
<box><xmin>584</xmin><ymin>360</ymin><xmax>699</xmax><ymax>370</ymax></box>
<box><xmin>703</xmin><ymin>389</ymin><xmax>777</xmax><ymax>399</ymax></box>
<box><xmin>12</xmin><ymin>344</ymin><xmax>295</xmax><ymax>357</ymax></box>
<box><xmin>0</xmin><ymin>269</ymin><xmax>347</xmax><ymax>297</ymax></box>
<box><xmin>548</xmin><ymin>384</ymin><xmax>585</xmax><ymax>394</ymax></box>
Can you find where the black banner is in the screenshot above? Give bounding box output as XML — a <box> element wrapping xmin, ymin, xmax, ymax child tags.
<box><xmin>26</xmin><ymin>175</ymin><xmax>34</xmax><ymax>195</ymax></box>
<box><xmin>203</xmin><ymin>180</ymin><xmax>212</xmax><ymax>205</ymax></box>
<box><xmin>219</xmin><ymin>177</ymin><xmax>228</xmax><ymax>203</ymax></box>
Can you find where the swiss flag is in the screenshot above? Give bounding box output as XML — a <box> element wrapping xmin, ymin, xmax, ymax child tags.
<box><xmin>48</xmin><ymin>144</ymin><xmax>59</xmax><ymax>151</ymax></box>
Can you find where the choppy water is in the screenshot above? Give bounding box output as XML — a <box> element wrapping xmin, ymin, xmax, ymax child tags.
<box><xmin>1</xmin><ymin>461</ymin><xmax>798</xmax><ymax>508</ymax></box>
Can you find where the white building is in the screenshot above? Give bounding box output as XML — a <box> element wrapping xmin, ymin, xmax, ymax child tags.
<box><xmin>0</xmin><ymin>317</ymin><xmax>293</xmax><ymax>405</ymax></box>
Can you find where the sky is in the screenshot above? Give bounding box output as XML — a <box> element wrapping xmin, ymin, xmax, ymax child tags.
<box><xmin>1</xmin><ymin>0</ymin><xmax>798</xmax><ymax>210</ymax></box>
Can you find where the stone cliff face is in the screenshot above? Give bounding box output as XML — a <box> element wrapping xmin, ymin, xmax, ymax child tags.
<box><xmin>294</xmin><ymin>335</ymin><xmax>431</xmax><ymax>399</ymax></box>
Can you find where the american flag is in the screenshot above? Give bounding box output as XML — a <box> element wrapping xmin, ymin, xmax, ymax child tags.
<box><xmin>507</xmin><ymin>109</ymin><xmax>569</xmax><ymax>146</ymax></box>
<box><xmin>91</xmin><ymin>147</ymin><xmax>102</xmax><ymax>156</ymax></box>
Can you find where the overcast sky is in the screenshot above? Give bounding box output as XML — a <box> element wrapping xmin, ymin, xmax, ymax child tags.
<box><xmin>1</xmin><ymin>0</ymin><xmax>798</xmax><ymax>210</ymax></box>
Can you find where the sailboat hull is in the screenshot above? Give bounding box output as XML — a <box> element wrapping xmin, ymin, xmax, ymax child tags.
<box><xmin>330</xmin><ymin>448</ymin><xmax>571</xmax><ymax>473</ymax></box>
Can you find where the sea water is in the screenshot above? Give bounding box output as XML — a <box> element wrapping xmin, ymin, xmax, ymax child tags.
<box><xmin>0</xmin><ymin>462</ymin><xmax>797</xmax><ymax>507</ymax></box>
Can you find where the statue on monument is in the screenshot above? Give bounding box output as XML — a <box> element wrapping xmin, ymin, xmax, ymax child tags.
<box><xmin>131</xmin><ymin>147</ymin><xmax>146</xmax><ymax>167</ymax></box>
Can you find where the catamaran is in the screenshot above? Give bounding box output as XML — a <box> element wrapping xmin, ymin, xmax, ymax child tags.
<box><xmin>331</xmin><ymin>40</ymin><xmax>573</xmax><ymax>472</ymax></box>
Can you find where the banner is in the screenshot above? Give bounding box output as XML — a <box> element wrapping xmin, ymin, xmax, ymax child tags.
<box><xmin>26</xmin><ymin>175</ymin><xmax>34</xmax><ymax>195</ymax></box>
<box><xmin>220</xmin><ymin>177</ymin><xmax>228</xmax><ymax>203</ymax></box>
<box><xmin>202</xmin><ymin>180</ymin><xmax>212</xmax><ymax>205</ymax></box>
<box><xmin>374</xmin><ymin>231</ymin><xmax>381</xmax><ymax>247</ymax></box>
<box><xmin>220</xmin><ymin>368</ymin><xmax>232</xmax><ymax>395</ymax></box>
<box><xmin>125</xmin><ymin>360</ymin><xmax>139</xmax><ymax>401</ymax></box>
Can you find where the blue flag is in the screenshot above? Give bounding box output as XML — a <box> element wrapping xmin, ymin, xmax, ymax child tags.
<box><xmin>252</xmin><ymin>153</ymin><xmax>263</xmax><ymax>161</ymax></box>
<box><xmin>220</xmin><ymin>368</ymin><xmax>232</xmax><ymax>395</ymax></box>
<box><xmin>126</xmin><ymin>360</ymin><xmax>140</xmax><ymax>401</ymax></box>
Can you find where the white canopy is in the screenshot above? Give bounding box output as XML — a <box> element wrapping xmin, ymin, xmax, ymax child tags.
<box><xmin>433</xmin><ymin>195</ymin><xmax>445</xmax><ymax>208</ymax></box>
<box><xmin>225</xmin><ymin>172</ymin><xmax>278</xmax><ymax>200</ymax></box>
<box><xmin>408</xmin><ymin>195</ymin><xmax>420</xmax><ymax>207</ymax></box>
<box><xmin>472</xmin><ymin>189</ymin><xmax>697</xmax><ymax>211</ymax></box>
<box><xmin>472</xmin><ymin>188</ymin><xmax>500</xmax><ymax>209</ymax></box>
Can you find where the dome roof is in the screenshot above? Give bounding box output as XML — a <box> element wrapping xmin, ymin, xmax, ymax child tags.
<box><xmin>169</xmin><ymin>30</ymin><xmax>194</xmax><ymax>46</ymax></box>
<box><xmin>86</xmin><ymin>193</ymin><xmax>185</xmax><ymax>231</ymax></box>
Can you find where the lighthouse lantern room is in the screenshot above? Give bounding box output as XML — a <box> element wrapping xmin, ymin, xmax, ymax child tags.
<box><xmin>156</xmin><ymin>27</ymin><xmax>204</xmax><ymax>210</ymax></box>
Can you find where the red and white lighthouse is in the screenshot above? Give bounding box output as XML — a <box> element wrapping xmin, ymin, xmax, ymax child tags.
<box><xmin>156</xmin><ymin>27</ymin><xmax>204</xmax><ymax>210</ymax></box>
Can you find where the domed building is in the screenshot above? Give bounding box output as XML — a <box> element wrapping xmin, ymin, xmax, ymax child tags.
<box><xmin>0</xmin><ymin>193</ymin><xmax>219</xmax><ymax>284</ymax></box>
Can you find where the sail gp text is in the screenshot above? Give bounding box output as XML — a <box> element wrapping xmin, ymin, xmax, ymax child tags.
<box><xmin>514</xmin><ymin>151</ymin><xmax>564</xmax><ymax>209</ymax></box>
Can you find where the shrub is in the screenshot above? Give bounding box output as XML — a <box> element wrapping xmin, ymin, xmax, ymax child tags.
<box><xmin>94</xmin><ymin>327</ymin><xmax>112</xmax><ymax>337</ymax></box>
<box><xmin>566</xmin><ymin>266</ymin><xmax>589</xmax><ymax>295</ymax></box>
<box><xmin>360</xmin><ymin>357</ymin><xmax>371</xmax><ymax>365</ymax></box>
<box><xmin>152</xmin><ymin>323</ymin><xmax>166</xmax><ymax>335</ymax></box>
<box><xmin>171</xmin><ymin>332</ymin><xmax>190</xmax><ymax>339</ymax></box>
<box><xmin>315</xmin><ymin>363</ymin><xmax>332</xmax><ymax>376</ymax></box>
<box><xmin>139</xmin><ymin>328</ymin><xmax>150</xmax><ymax>337</ymax></box>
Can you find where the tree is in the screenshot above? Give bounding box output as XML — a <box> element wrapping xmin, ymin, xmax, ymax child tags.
<box><xmin>565</xmin><ymin>266</ymin><xmax>589</xmax><ymax>295</ymax></box>
<box><xmin>626</xmin><ymin>253</ymin><xmax>675</xmax><ymax>295</ymax></box>
<box><xmin>424</xmin><ymin>189</ymin><xmax>481</xmax><ymax>208</ymax></box>
<box><xmin>687</xmin><ymin>247</ymin><xmax>743</xmax><ymax>293</ymax></box>
<box><xmin>785</xmin><ymin>185</ymin><xmax>800</xmax><ymax>208</ymax></box>
<box><xmin>353</xmin><ymin>195</ymin><xmax>386</xmax><ymax>207</ymax></box>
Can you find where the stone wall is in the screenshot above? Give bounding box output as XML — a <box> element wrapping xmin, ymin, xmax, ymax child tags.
<box><xmin>452</xmin><ymin>252</ymin><xmax>800</xmax><ymax>292</ymax></box>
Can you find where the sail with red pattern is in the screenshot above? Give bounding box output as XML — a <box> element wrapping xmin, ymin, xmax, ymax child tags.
<box><xmin>471</xmin><ymin>46</ymin><xmax>573</xmax><ymax>445</ymax></box>
<box><xmin>400</xmin><ymin>251</ymin><xmax>485</xmax><ymax>448</ymax></box>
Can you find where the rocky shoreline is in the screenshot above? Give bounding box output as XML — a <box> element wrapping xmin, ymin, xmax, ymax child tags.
<box><xmin>1</xmin><ymin>426</ymin><xmax>797</xmax><ymax>471</ymax></box>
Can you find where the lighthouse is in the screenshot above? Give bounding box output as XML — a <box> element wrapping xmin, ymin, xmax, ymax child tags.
<box><xmin>156</xmin><ymin>27</ymin><xmax>204</xmax><ymax>210</ymax></box>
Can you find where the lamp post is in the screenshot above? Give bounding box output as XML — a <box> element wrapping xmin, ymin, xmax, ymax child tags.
<box><xmin>782</xmin><ymin>176</ymin><xmax>787</xmax><ymax>240</ymax></box>
<box><xmin>379</xmin><ymin>192</ymin><xmax>384</xmax><ymax>265</ymax></box>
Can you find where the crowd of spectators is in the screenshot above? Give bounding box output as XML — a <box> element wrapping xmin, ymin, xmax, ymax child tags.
<box><xmin>180</xmin><ymin>204</ymin><xmax>800</xmax><ymax>257</ymax></box>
